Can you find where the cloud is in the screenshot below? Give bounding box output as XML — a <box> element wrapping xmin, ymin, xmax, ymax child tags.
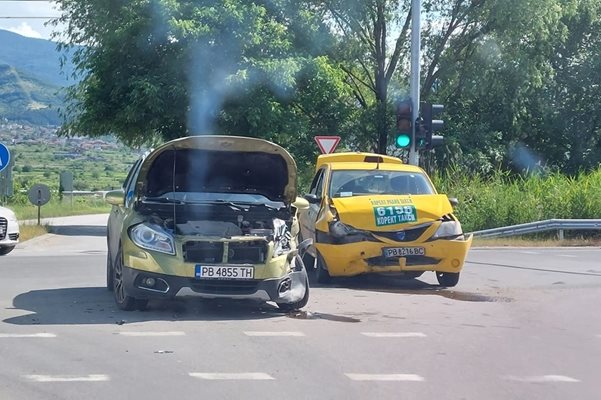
<box><xmin>5</xmin><ymin>22</ymin><xmax>43</xmax><ymax>39</ymax></box>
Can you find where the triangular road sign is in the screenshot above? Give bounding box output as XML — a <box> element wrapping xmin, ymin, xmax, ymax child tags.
<box><xmin>314</xmin><ymin>136</ymin><xmax>341</xmax><ymax>154</ymax></box>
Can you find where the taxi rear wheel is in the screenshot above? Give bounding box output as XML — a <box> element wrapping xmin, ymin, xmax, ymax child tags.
<box><xmin>316</xmin><ymin>252</ymin><xmax>332</xmax><ymax>284</ymax></box>
<box><xmin>436</xmin><ymin>272</ymin><xmax>460</xmax><ymax>287</ymax></box>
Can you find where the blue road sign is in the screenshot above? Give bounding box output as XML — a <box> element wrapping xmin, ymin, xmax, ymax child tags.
<box><xmin>0</xmin><ymin>143</ymin><xmax>10</xmax><ymax>173</ymax></box>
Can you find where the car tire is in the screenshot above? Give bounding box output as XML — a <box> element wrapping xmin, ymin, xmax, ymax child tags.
<box><xmin>316</xmin><ymin>251</ymin><xmax>332</xmax><ymax>284</ymax></box>
<box><xmin>277</xmin><ymin>276</ymin><xmax>310</xmax><ymax>312</ymax></box>
<box><xmin>302</xmin><ymin>252</ymin><xmax>316</xmax><ymax>272</ymax></box>
<box><xmin>436</xmin><ymin>271</ymin><xmax>460</xmax><ymax>287</ymax></box>
<box><xmin>0</xmin><ymin>246</ymin><xmax>15</xmax><ymax>255</ymax></box>
<box><xmin>106</xmin><ymin>250</ymin><xmax>114</xmax><ymax>291</ymax></box>
<box><xmin>113</xmin><ymin>245</ymin><xmax>141</xmax><ymax>311</ymax></box>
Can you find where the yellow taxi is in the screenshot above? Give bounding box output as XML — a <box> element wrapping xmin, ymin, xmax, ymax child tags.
<box><xmin>298</xmin><ymin>152</ymin><xmax>472</xmax><ymax>287</ymax></box>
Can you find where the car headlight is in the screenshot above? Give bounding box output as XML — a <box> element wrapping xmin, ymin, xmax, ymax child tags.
<box><xmin>432</xmin><ymin>220</ymin><xmax>464</xmax><ymax>239</ymax></box>
<box><xmin>6</xmin><ymin>212</ymin><xmax>17</xmax><ymax>222</ymax></box>
<box><xmin>129</xmin><ymin>223</ymin><xmax>175</xmax><ymax>255</ymax></box>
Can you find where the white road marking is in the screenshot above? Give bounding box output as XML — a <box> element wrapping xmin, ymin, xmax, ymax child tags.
<box><xmin>116</xmin><ymin>331</ymin><xmax>186</xmax><ymax>337</ymax></box>
<box><xmin>345</xmin><ymin>374</ymin><xmax>425</xmax><ymax>382</ymax></box>
<box><xmin>189</xmin><ymin>373</ymin><xmax>275</xmax><ymax>380</ymax></box>
<box><xmin>24</xmin><ymin>375</ymin><xmax>110</xmax><ymax>382</ymax></box>
<box><xmin>0</xmin><ymin>333</ymin><xmax>56</xmax><ymax>338</ymax></box>
<box><xmin>558</xmin><ymin>255</ymin><xmax>577</xmax><ymax>258</ymax></box>
<box><xmin>504</xmin><ymin>375</ymin><xmax>580</xmax><ymax>383</ymax></box>
<box><xmin>361</xmin><ymin>332</ymin><xmax>426</xmax><ymax>338</ymax></box>
<box><xmin>244</xmin><ymin>331</ymin><xmax>305</xmax><ymax>337</ymax></box>
<box><xmin>518</xmin><ymin>251</ymin><xmax>540</xmax><ymax>255</ymax></box>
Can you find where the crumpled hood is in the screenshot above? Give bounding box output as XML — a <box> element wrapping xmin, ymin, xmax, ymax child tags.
<box><xmin>136</xmin><ymin>136</ymin><xmax>298</xmax><ymax>204</ymax></box>
<box><xmin>331</xmin><ymin>194</ymin><xmax>453</xmax><ymax>231</ymax></box>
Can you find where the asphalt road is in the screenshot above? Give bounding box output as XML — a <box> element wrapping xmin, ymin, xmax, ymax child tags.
<box><xmin>0</xmin><ymin>215</ymin><xmax>600</xmax><ymax>400</ymax></box>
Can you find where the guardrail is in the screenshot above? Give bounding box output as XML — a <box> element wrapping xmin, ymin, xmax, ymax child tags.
<box><xmin>470</xmin><ymin>219</ymin><xmax>601</xmax><ymax>240</ymax></box>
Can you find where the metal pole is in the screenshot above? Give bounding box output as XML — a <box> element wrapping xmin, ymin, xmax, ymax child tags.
<box><xmin>409</xmin><ymin>0</ymin><xmax>421</xmax><ymax>166</ymax></box>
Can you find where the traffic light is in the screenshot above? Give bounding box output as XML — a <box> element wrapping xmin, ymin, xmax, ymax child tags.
<box><xmin>395</xmin><ymin>99</ymin><xmax>412</xmax><ymax>148</ymax></box>
<box><xmin>421</xmin><ymin>102</ymin><xmax>445</xmax><ymax>149</ymax></box>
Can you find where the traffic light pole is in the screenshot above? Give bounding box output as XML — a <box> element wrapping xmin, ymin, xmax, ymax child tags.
<box><xmin>408</xmin><ymin>0</ymin><xmax>421</xmax><ymax>166</ymax></box>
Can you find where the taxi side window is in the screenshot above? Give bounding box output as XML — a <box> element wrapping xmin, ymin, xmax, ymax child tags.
<box><xmin>309</xmin><ymin>169</ymin><xmax>325</xmax><ymax>198</ymax></box>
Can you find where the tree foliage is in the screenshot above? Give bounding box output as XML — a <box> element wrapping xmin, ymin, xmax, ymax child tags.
<box><xmin>52</xmin><ymin>0</ymin><xmax>601</xmax><ymax>176</ymax></box>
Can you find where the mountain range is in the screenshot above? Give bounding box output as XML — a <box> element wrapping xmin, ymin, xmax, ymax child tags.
<box><xmin>0</xmin><ymin>29</ymin><xmax>77</xmax><ymax>125</ymax></box>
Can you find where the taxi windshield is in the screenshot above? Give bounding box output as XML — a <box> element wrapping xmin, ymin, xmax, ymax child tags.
<box><xmin>329</xmin><ymin>170</ymin><xmax>435</xmax><ymax>198</ymax></box>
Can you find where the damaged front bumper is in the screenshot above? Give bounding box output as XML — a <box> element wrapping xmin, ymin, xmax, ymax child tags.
<box><xmin>315</xmin><ymin>230</ymin><xmax>472</xmax><ymax>277</ymax></box>
<box><xmin>120</xmin><ymin>265</ymin><xmax>308</xmax><ymax>304</ymax></box>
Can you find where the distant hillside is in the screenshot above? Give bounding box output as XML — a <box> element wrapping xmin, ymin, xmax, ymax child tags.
<box><xmin>0</xmin><ymin>63</ymin><xmax>62</xmax><ymax>125</ymax></box>
<box><xmin>0</xmin><ymin>29</ymin><xmax>76</xmax><ymax>88</ymax></box>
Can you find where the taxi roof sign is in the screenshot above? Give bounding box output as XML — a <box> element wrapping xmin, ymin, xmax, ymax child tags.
<box><xmin>314</xmin><ymin>136</ymin><xmax>341</xmax><ymax>154</ymax></box>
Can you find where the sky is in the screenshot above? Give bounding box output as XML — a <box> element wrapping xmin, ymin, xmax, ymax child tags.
<box><xmin>0</xmin><ymin>0</ymin><xmax>62</xmax><ymax>40</ymax></box>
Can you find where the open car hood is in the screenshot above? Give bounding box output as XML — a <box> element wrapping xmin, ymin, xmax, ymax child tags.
<box><xmin>331</xmin><ymin>194</ymin><xmax>454</xmax><ymax>231</ymax></box>
<box><xmin>136</xmin><ymin>136</ymin><xmax>298</xmax><ymax>204</ymax></box>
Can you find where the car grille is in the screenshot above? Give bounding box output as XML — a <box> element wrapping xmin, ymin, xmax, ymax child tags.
<box><xmin>189</xmin><ymin>279</ymin><xmax>259</xmax><ymax>295</ymax></box>
<box><xmin>0</xmin><ymin>218</ymin><xmax>6</xmax><ymax>240</ymax></box>
<box><xmin>228</xmin><ymin>241</ymin><xmax>267</xmax><ymax>264</ymax></box>
<box><xmin>183</xmin><ymin>241</ymin><xmax>223</xmax><ymax>263</ymax></box>
<box><xmin>367</xmin><ymin>255</ymin><xmax>441</xmax><ymax>267</ymax></box>
<box><xmin>9</xmin><ymin>233</ymin><xmax>19</xmax><ymax>241</ymax></box>
<box><xmin>183</xmin><ymin>240</ymin><xmax>268</xmax><ymax>264</ymax></box>
<box><xmin>371</xmin><ymin>224</ymin><xmax>431</xmax><ymax>242</ymax></box>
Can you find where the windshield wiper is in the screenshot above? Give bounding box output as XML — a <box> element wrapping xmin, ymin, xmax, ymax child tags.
<box><xmin>141</xmin><ymin>197</ymin><xmax>184</xmax><ymax>204</ymax></box>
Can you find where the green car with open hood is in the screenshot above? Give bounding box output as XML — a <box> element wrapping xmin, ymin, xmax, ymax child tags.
<box><xmin>105</xmin><ymin>136</ymin><xmax>311</xmax><ymax>311</ymax></box>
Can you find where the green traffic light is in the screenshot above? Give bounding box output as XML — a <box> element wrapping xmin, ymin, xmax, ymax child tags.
<box><xmin>395</xmin><ymin>134</ymin><xmax>411</xmax><ymax>148</ymax></box>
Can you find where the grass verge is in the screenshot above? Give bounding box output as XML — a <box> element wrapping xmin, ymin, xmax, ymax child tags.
<box><xmin>18</xmin><ymin>224</ymin><xmax>49</xmax><ymax>242</ymax></box>
<box><xmin>9</xmin><ymin>197</ymin><xmax>110</xmax><ymax>220</ymax></box>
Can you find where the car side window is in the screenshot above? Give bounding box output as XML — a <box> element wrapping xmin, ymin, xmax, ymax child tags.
<box><xmin>309</xmin><ymin>169</ymin><xmax>325</xmax><ymax>197</ymax></box>
<box><xmin>124</xmin><ymin>160</ymin><xmax>142</xmax><ymax>208</ymax></box>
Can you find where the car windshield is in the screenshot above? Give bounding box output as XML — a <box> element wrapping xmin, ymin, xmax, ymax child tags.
<box><xmin>329</xmin><ymin>170</ymin><xmax>435</xmax><ymax>197</ymax></box>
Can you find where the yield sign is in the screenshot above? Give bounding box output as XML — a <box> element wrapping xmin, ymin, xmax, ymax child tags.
<box><xmin>314</xmin><ymin>136</ymin><xmax>341</xmax><ymax>154</ymax></box>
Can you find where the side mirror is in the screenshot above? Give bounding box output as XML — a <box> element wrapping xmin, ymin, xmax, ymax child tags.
<box><xmin>105</xmin><ymin>189</ymin><xmax>125</xmax><ymax>206</ymax></box>
<box><xmin>448</xmin><ymin>197</ymin><xmax>459</xmax><ymax>207</ymax></box>
<box><xmin>292</xmin><ymin>197</ymin><xmax>310</xmax><ymax>210</ymax></box>
<box><xmin>304</xmin><ymin>193</ymin><xmax>321</xmax><ymax>204</ymax></box>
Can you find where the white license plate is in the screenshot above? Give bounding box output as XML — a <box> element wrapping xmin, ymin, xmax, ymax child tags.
<box><xmin>194</xmin><ymin>265</ymin><xmax>254</xmax><ymax>280</ymax></box>
<box><xmin>383</xmin><ymin>247</ymin><xmax>425</xmax><ymax>258</ymax></box>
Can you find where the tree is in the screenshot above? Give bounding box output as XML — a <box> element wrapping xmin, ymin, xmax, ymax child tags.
<box><xmin>52</xmin><ymin>0</ymin><xmax>300</xmax><ymax>145</ymax></box>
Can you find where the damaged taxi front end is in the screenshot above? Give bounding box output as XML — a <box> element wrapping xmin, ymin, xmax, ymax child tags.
<box><xmin>300</xmin><ymin>153</ymin><xmax>472</xmax><ymax>287</ymax></box>
<box><xmin>106</xmin><ymin>136</ymin><xmax>310</xmax><ymax>311</ymax></box>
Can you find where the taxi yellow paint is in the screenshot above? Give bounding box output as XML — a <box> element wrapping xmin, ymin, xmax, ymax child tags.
<box><xmin>299</xmin><ymin>152</ymin><xmax>472</xmax><ymax>287</ymax></box>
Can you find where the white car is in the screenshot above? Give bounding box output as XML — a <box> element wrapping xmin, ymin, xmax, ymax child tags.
<box><xmin>0</xmin><ymin>206</ymin><xmax>19</xmax><ymax>255</ymax></box>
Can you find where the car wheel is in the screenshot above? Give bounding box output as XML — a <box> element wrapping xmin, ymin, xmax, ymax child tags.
<box><xmin>113</xmin><ymin>246</ymin><xmax>140</xmax><ymax>311</ymax></box>
<box><xmin>0</xmin><ymin>246</ymin><xmax>15</xmax><ymax>255</ymax></box>
<box><xmin>135</xmin><ymin>299</ymin><xmax>149</xmax><ymax>311</ymax></box>
<box><xmin>436</xmin><ymin>271</ymin><xmax>460</xmax><ymax>287</ymax></box>
<box><xmin>302</xmin><ymin>252</ymin><xmax>316</xmax><ymax>272</ymax></box>
<box><xmin>316</xmin><ymin>251</ymin><xmax>332</xmax><ymax>284</ymax></box>
<box><xmin>277</xmin><ymin>276</ymin><xmax>310</xmax><ymax>312</ymax></box>
<box><xmin>106</xmin><ymin>250</ymin><xmax>114</xmax><ymax>291</ymax></box>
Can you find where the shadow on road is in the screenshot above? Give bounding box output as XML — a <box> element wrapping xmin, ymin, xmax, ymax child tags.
<box><xmin>310</xmin><ymin>273</ymin><xmax>511</xmax><ymax>303</ymax></box>
<box><xmin>4</xmin><ymin>287</ymin><xmax>283</xmax><ymax>326</ymax></box>
<box><xmin>48</xmin><ymin>225</ymin><xmax>107</xmax><ymax>237</ymax></box>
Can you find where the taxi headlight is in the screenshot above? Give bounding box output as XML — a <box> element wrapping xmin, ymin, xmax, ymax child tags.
<box><xmin>130</xmin><ymin>223</ymin><xmax>175</xmax><ymax>255</ymax></box>
<box><xmin>432</xmin><ymin>221</ymin><xmax>464</xmax><ymax>239</ymax></box>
